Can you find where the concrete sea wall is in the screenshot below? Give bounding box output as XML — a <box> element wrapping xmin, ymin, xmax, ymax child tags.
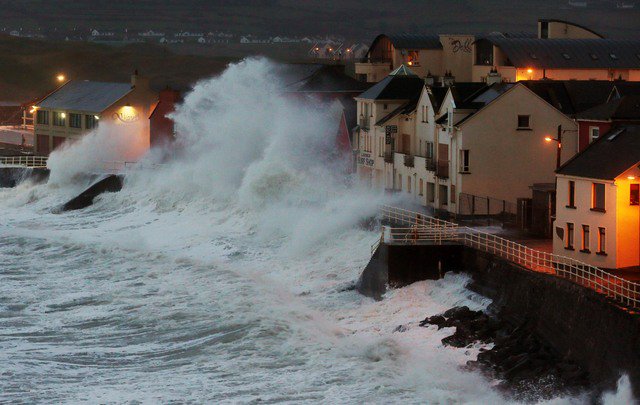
<box><xmin>357</xmin><ymin>243</ymin><xmax>640</xmax><ymax>394</ymax></box>
<box><xmin>0</xmin><ymin>167</ymin><xmax>49</xmax><ymax>187</ymax></box>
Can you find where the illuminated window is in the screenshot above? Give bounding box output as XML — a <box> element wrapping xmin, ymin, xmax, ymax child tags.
<box><xmin>566</xmin><ymin>223</ymin><xmax>574</xmax><ymax>250</ymax></box>
<box><xmin>53</xmin><ymin>111</ymin><xmax>66</xmax><ymax>126</ymax></box>
<box><xmin>582</xmin><ymin>225</ymin><xmax>590</xmax><ymax>252</ymax></box>
<box><xmin>36</xmin><ymin>110</ymin><xmax>49</xmax><ymax>125</ymax></box>
<box><xmin>598</xmin><ymin>227</ymin><xmax>606</xmax><ymax>254</ymax></box>
<box><xmin>591</xmin><ymin>183</ymin><xmax>606</xmax><ymax>211</ymax></box>
<box><xmin>517</xmin><ymin>115</ymin><xmax>531</xmax><ymax>129</ymax></box>
<box><xmin>631</xmin><ymin>184</ymin><xmax>639</xmax><ymax>206</ymax></box>
<box><xmin>568</xmin><ymin>181</ymin><xmax>576</xmax><ymax>208</ymax></box>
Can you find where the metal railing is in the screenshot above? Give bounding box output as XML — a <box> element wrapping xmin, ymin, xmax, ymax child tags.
<box><xmin>0</xmin><ymin>155</ymin><xmax>48</xmax><ymax>168</ymax></box>
<box><xmin>425</xmin><ymin>157</ymin><xmax>436</xmax><ymax>171</ymax></box>
<box><xmin>403</xmin><ymin>154</ymin><xmax>414</xmax><ymax>168</ymax></box>
<box><xmin>379</xmin><ymin>205</ymin><xmax>640</xmax><ymax>309</ymax></box>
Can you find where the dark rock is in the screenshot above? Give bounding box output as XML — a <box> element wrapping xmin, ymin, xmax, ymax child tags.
<box><xmin>60</xmin><ymin>174</ymin><xmax>124</xmax><ymax>211</ymax></box>
<box><xmin>393</xmin><ymin>325</ymin><xmax>409</xmax><ymax>333</ymax></box>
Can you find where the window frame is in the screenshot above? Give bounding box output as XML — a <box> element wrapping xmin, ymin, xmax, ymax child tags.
<box><xmin>36</xmin><ymin>110</ymin><xmax>49</xmax><ymax>125</ymax></box>
<box><xmin>69</xmin><ymin>113</ymin><xmax>82</xmax><ymax>129</ymax></box>
<box><xmin>52</xmin><ymin>111</ymin><xmax>66</xmax><ymax>127</ymax></box>
<box><xmin>589</xmin><ymin>126</ymin><xmax>600</xmax><ymax>142</ymax></box>
<box><xmin>567</xmin><ymin>180</ymin><xmax>576</xmax><ymax>208</ymax></box>
<box><xmin>597</xmin><ymin>227</ymin><xmax>607</xmax><ymax>255</ymax></box>
<box><xmin>459</xmin><ymin>149</ymin><xmax>470</xmax><ymax>173</ymax></box>
<box><xmin>566</xmin><ymin>223</ymin><xmax>575</xmax><ymax>250</ymax></box>
<box><xmin>517</xmin><ymin>115</ymin><xmax>531</xmax><ymax>130</ymax></box>
<box><xmin>581</xmin><ymin>225</ymin><xmax>590</xmax><ymax>253</ymax></box>
<box><xmin>591</xmin><ymin>182</ymin><xmax>606</xmax><ymax>212</ymax></box>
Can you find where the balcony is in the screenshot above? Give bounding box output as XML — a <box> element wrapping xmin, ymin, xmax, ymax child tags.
<box><xmin>425</xmin><ymin>157</ymin><xmax>436</xmax><ymax>171</ymax></box>
<box><xmin>384</xmin><ymin>151</ymin><xmax>394</xmax><ymax>164</ymax></box>
<box><xmin>437</xmin><ymin>160</ymin><xmax>450</xmax><ymax>179</ymax></box>
<box><xmin>403</xmin><ymin>154</ymin><xmax>414</xmax><ymax>168</ymax></box>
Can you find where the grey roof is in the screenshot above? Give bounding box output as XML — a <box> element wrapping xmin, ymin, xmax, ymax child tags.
<box><xmin>576</xmin><ymin>95</ymin><xmax>640</xmax><ymax>121</ymax></box>
<box><xmin>38</xmin><ymin>81</ymin><xmax>133</xmax><ymax>112</ymax></box>
<box><xmin>376</xmin><ymin>100</ymin><xmax>418</xmax><ymax>126</ymax></box>
<box><xmin>557</xmin><ymin>125</ymin><xmax>640</xmax><ymax>180</ymax></box>
<box><xmin>355</xmin><ymin>68</ymin><xmax>424</xmax><ymax>100</ymax></box>
<box><xmin>483</xmin><ymin>36</ymin><xmax>640</xmax><ymax>69</ymax></box>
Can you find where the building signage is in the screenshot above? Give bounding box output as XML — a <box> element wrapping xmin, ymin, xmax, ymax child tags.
<box><xmin>113</xmin><ymin>107</ymin><xmax>140</xmax><ymax>124</ymax></box>
<box><xmin>357</xmin><ymin>152</ymin><xmax>375</xmax><ymax>167</ymax></box>
<box><xmin>385</xmin><ymin>125</ymin><xmax>397</xmax><ymax>144</ymax></box>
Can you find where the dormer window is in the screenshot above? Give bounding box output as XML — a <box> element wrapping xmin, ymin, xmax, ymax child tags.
<box><xmin>610</xmin><ymin>53</ymin><xmax>618</xmax><ymax>60</ymax></box>
<box><xmin>562</xmin><ymin>53</ymin><xmax>571</xmax><ymax>60</ymax></box>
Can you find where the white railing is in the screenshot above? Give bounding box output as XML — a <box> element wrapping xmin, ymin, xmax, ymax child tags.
<box><xmin>379</xmin><ymin>205</ymin><xmax>640</xmax><ymax>309</ymax></box>
<box><xmin>381</xmin><ymin>205</ymin><xmax>457</xmax><ymax>229</ymax></box>
<box><xmin>0</xmin><ymin>155</ymin><xmax>48</xmax><ymax>168</ymax></box>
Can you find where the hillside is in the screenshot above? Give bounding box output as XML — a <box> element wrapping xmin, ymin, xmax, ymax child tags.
<box><xmin>1</xmin><ymin>0</ymin><xmax>639</xmax><ymax>39</ymax></box>
<box><xmin>0</xmin><ymin>35</ymin><xmax>237</xmax><ymax>102</ymax></box>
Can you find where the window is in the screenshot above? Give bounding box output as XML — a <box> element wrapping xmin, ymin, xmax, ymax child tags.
<box><xmin>421</xmin><ymin>105</ymin><xmax>428</xmax><ymax>123</ymax></box>
<box><xmin>540</xmin><ymin>21</ymin><xmax>549</xmax><ymax>39</ymax></box>
<box><xmin>419</xmin><ymin>179</ymin><xmax>424</xmax><ymax>196</ymax></box>
<box><xmin>568</xmin><ymin>181</ymin><xmax>576</xmax><ymax>208</ymax></box>
<box><xmin>407</xmin><ymin>177</ymin><xmax>411</xmax><ymax>193</ymax></box>
<box><xmin>582</xmin><ymin>225</ymin><xmax>590</xmax><ymax>252</ymax></box>
<box><xmin>69</xmin><ymin>113</ymin><xmax>82</xmax><ymax>128</ymax></box>
<box><xmin>451</xmin><ymin>184</ymin><xmax>456</xmax><ymax>203</ymax></box>
<box><xmin>53</xmin><ymin>111</ymin><xmax>66</xmax><ymax>126</ymax></box>
<box><xmin>631</xmin><ymin>184</ymin><xmax>639</xmax><ymax>206</ymax></box>
<box><xmin>427</xmin><ymin>182</ymin><xmax>435</xmax><ymax>203</ymax></box>
<box><xmin>36</xmin><ymin>110</ymin><xmax>49</xmax><ymax>125</ymax></box>
<box><xmin>590</xmin><ymin>126</ymin><xmax>600</xmax><ymax>142</ymax></box>
<box><xmin>439</xmin><ymin>185</ymin><xmax>448</xmax><ymax>206</ymax></box>
<box><xmin>566</xmin><ymin>223</ymin><xmax>574</xmax><ymax>250</ymax></box>
<box><xmin>591</xmin><ymin>183</ymin><xmax>606</xmax><ymax>211</ymax></box>
<box><xmin>383</xmin><ymin>104</ymin><xmax>388</xmax><ymax>110</ymax></box>
<box><xmin>460</xmin><ymin>150</ymin><xmax>470</xmax><ymax>173</ymax></box>
<box><xmin>610</xmin><ymin>53</ymin><xmax>618</xmax><ymax>60</ymax></box>
<box><xmin>86</xmin><ymin>115</ymin><xmax>98</xmax><ymax>129</ymax></box>
<box><xmin>426</xmin><ymin>142</ymin><xmax>434</xmax><ymax>159</ymax></box>
<box><xmin>598</xmin><ymin>227</ymin><xmax>606</xmax><ymax>254</ymax></box>
<box><xmin>562</xmin><ymin>53</ymin><xmax>571</xmax><ymax>60</ymax></box>
<box><xmin>398</xmin><ymin>174</ymin><xmax>402</xmax><ymax>190</ymax></box>
<box><xmin>517</xmin><ymin>115</ymin><xmax>531</xmax><ymax>129</ymax></box>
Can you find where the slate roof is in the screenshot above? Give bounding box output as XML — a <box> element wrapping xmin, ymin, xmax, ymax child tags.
<box><xmin>355</xmin><ymin>66</ymin><xmax>423</xmax><ymax>100</ymax></box>
<box><xmin>375</xmin><ymin>100</ymin><xmax>418</xmax><ymax>126</ymax></box>
<box><xmin>576</xmin><ymin>95</ymin><xmax>640</xmax><ymax>121</ymax></box>
<box><xmin>482</xmin><ymin>35</ymin><xmax>640</xmax><ymax>69</ymax></box>
<box><xmin>557</xmin><ymin>125</ymin><xmax>640</xmax><ymax>180</ymax></box>
<box><xmin>286</xmin><ymin>65</ymin><xmax>370</xmax><ymax>93</ymax></box>
<box><xmin>449</xmin><ymin>83</ymin><xmax>488</xmax><ymax>108</ymax></box>
<box><xmin>38</xmin><ymin>81</ymin><xmax>133</xmax><ymax>112</ymax></box>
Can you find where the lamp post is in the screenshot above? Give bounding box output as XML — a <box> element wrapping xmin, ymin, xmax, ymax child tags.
<box><xmin>545</xmin><ymin>125</ymin><xmax>563</xmax><ymax>170</ymax></box>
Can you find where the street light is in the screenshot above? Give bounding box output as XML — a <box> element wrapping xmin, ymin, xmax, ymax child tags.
<box><xmin>56</xmin><ymin>74</ymin><xmax>66</xmax><ymax>82</ymax></box>
<box><xmin>545</xmin><ymin>125</ymin><xmax>577</xmax><ymax>170</ymax></box>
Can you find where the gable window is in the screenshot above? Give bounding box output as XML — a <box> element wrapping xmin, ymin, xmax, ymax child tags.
<box><xmin>460</xmin><ymin>150</ymin><xmax>470</xmax><ymax>173</ymax></box>
<box><xmin>69</xmin><ymin>113</ymin><xmax>82</xmax><ymax>128</ymax></box>
<box><xmin>597</xmin><ymin>227</ymin><xmax>606</xmax><ymax>255</ymax></box>
<box><xmin>581</xmin><ymin>225</ymin><xmax>590</xmax><ymax>252</ymax></box>
<box><xmin>36</xmin><ymin>110</ymin><xmax>49</xmax><ymax>125</ymax></box>
<box><xmin>631</xmin><ymin>184</ymin><xmax>639</xmax><ymax>206</ymax></box>
<box><xmin>566</xmin><ymin>223</ymin><xmax>575</xmax><ymax>250</ymax></box>
<box><xmin>53</xmin><ymin>111</ymin><xmax>66</xmax><ymax>127</ymax></box>
<box><xmin>422</xmin><ymin>105</ymin><xmax>428</xmax><ymax>123</ymax></box>
<box><xmin>591</xmin><ymin>183</ymin><xmax>606</xmax><ymax>212</ymax></box>
<box><xmin>517</xmin><ymin>115</ymin><xmax>531</xmax><ymax>129</ymax></box>
<box><xmin>590</xmin><ymin>126</ymin><xmax>600</xmax><ymax>142</ymax></box>
<box><xmin>568</xmin><ymin>181</ymin><xmax>576</xmax><ymax>208</ymax></box>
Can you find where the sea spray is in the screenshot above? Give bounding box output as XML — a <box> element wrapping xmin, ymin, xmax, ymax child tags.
<box><xmin>0</xmin><ymin>58</ymin><xmax>633</xmax><ymax>403</ymax></box>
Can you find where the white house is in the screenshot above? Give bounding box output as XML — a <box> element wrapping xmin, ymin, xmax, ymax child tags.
<box><xmin>554</xmin><ymin>125</ymin><xmax>640</xmax><ymax>270</ymax></box>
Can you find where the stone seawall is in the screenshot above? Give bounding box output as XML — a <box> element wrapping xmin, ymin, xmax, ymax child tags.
<box><xmin>463</xmin><ymin>248</ymin><xmax>640</xmax><ymax>394</ymax></box>
<box><xmin>357</xmin><ymin>243</ymin><xmax>640</xmax><ymax>394</ymax></box>
<box><xmin>0</xmin><ymin>167</ymin><xmax>49</xmax><ymax>187</ymax></box>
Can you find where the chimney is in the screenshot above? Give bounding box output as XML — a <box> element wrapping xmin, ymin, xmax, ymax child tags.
<box><xmin>486</xmin><ymin>67</ymin><xmax>503</xmax><ymax>85</ymax></box>
<box><xmin>424</xmin><ymin>71</ymin><xmax>435</xmax><ymax>86</ymax></box>
<box><xmin>440</xmin><ymin>71</ymin><xmax>455</xmax><ymax>87</ymax></box>
<box><xmin>131</xmin><ymin>69</ymin><xmax>150</xmax><ymax>89</ymax></box>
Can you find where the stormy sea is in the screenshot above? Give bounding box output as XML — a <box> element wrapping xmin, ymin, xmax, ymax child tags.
<box><xmin>0</xmin><ymin>59</ymin><xmax>633</xmax><ymax>403</ymax></box>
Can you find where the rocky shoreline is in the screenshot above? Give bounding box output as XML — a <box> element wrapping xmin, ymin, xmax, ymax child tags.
<box><xmin>420</xmin><ymin>306</ymin><xmax>589</xmax><ymax>401</ymax></box>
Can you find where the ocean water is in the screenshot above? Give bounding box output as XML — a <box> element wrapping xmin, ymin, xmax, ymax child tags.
<box><xmin>0</xmin><ymin>58</ymin><xmax>632</xmax><ymax>404</ymax></box>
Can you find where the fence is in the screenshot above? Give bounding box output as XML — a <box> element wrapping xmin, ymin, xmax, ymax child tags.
<box><xmin>458</xmin><ymin>192</ymin><xmax>517</xmax><ymax>225</ymax></box>
<box><xmin>0</xmin><ymin>155</ymin><xmax>48</xmax><ymax>168</ymax></box>
<box><xmin>379</xmin><ymin>205</ymin><xmax>640</xmax><ymax>309</ymax></box>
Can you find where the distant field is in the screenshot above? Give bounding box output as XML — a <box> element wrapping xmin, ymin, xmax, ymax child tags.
<box><xmin>0</xmin><ymin>0</ymin><xmax>639</xmax><ymax>39</ymax></box>
<box><xmin>0</xmin><ymin>35</ymin><xmax>238</xmax><ymax>102</ymax></box>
